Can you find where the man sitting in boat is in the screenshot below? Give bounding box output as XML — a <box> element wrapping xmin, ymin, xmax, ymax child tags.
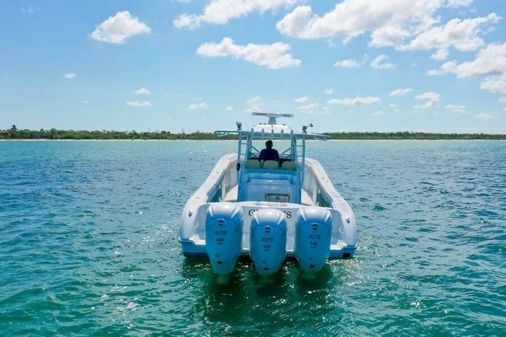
<box><xmin>259</xmin><ymin>140</ymin><xmax>279</xmax><ymax>162</ymax></box>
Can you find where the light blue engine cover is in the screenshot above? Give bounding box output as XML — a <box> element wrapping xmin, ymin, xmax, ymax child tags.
<box><xmin>250</xmin><ymin>209</ymin><xmax>287</xmax><ymax>276</ymax></box>
<box><xmin>205</xmin><ymin>203</ymin><xmax>243</xmax><ymax>274</ymax></box>
<box><xmin>295</xmin><ymin>207</ymin><xmax>332</xmax><ymax>273</ymax></box>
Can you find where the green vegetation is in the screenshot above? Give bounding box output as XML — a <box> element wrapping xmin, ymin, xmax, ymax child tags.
<box><xmin>324</xmin><ymin>131</ymin><xmax>506</xmax><ymax>140</ymax></box>
<box><xmin>1</xmin><ymin>125</ymin><xmax>505</xmax><ymax>140</ymax></box>
<box><xmin>0</xmin><ymin>125</ymin><xmax>234</xmax><ymax>140</ymax></box>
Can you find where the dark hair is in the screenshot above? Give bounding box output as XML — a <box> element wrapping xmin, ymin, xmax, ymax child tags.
<box><xmin>265</xmin><ymin>140</ymin><xmax>273</xmax><ymax>148</ymax></box>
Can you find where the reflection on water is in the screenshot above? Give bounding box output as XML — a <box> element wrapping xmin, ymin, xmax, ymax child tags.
<box><xmin>185</xmin><ymin>256</ymin><xmax>338</xmax><ymax>335</ymax></box>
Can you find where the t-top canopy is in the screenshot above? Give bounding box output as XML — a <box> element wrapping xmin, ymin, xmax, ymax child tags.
<box><xmin>214</xmin><ymin>129</ymin><xmax>328</xmax><ymax>140</ymax></box>
<box><xmin>215</xmin><ymin>112</ymin><xmax>328</xmax><ymax>140</ymax></box>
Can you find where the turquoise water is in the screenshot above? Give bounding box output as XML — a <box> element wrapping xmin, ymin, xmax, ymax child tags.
<box><xmin>1</xmin><ymin>140</ymin><xmax>505</xmax><ymax>336</ymax></box>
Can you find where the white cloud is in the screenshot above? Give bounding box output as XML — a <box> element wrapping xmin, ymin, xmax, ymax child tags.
<box><xmin>479</xmin><ymin>75</ymin><xmax>506</xmax><ymax>93</ymax></box>
<box><xmin>474</xmin><ymin>113</ymin><xmax>496</xmax><ymax>120</ymax></box>
<box><xmin>293</xmin><ymin>96</ymin><xmax>309</xmax><ymax>103</ymax></box>
<box><xmin>188</xmin><ymin>101</ymin><xmax>208</xmax><ymax>111</ymax></box>
<box><xmin>247</xmin><ymin>96</ymin><xmax>262</xmax><ymax>105</ymax></box>
<box><xmin>134</xmin><ymin>88</ymin><xmax>151</xmax><ymax>95</ymax></box>
<box><xmin>127</xmin><ymin>100</ymin><xmax>151</xmax><ymax>108</ymax></box>
<box><xmin>244</xmin><ymin>96</ymin><xmax>263</xmax><ymax>112</ymax></box>
<box><xmin>499</xmin><ymin>97</ymin><xmax>506</xmax><ymax>104</ymax></box>
<box><xmin>196</xmin><ymin>37</ymin><xmax>301</xmax><ymax>70</ymax></box>
<box><xmin>447</xmin><ymin>0</ymin><xmax>474</xmax><ymax>8</ymax></box>
<box><xmin>372</xmin><ymin>110</ymin><xmax>384</xmax><ymax>116</ymax></box>
<box><xmin>327</xmin><ymin>96</ymin><xmax>381</xmax><ymax>106</ymax></box>
<box><xmin>174</xmin><ymin>0</ymin><xmax>297</xmax><ymax>29</ymax></box>
<box><xmin>446</xmin><ymin>104</ymin><xmax>466</xmax><ymax>114</ymax></box>
<box><xmin>225</xmin><ymin>105</ymin><xmax>233</xmax><ymax>111</ymax></box>
<box><xmin>64</xmin><ymin>72</ymin><xmax>77</xmax><ymax>80</ymax></box>
<box><xmin>20</xmin><ymin>6</ymin><xmax>36</xmax><ymax>14</ymax></box>
<box><xmin>334</xmin><ymin>58</ymin><xmax>361</xmax><ymax>68</ymax></box>
<box><xmin>276</xmin><ymin>1</ymin><xmax>477</xmax><ymax>47</ymax></box>
<box><xmin>427</xmin><ymin>60</ymin><xmax>458</xmax><ymax>76</ymax></box>
<box><xmin>429</xmin><ymin>43</ymin><xmax>506</xmax><ymax>93</ymax></box>
<box><xmin>426</xmin><ymin>69</ymin><xmax>441</xmax><ymax>76</ymax></box>
<box><xmin>400</xmin><ymin>13</ymin><xmax>500</xmax><ymax>53</ymax></box>
<box><xmin>91</xmin><ymin>11</ymin><xmax>151</xmax><ymax>44</ymax></box>
<box><xmin>294</xmin><ymin>96</ymin><xmax>319</xmax><ymax>114</ymax></box>
<box><xmin>370</xmin><ymin>55</ymin><xmax>396</xmax><ymax>70</ymax></box>
<box><xmin>431</xmin><ymin>49</ymin><xmax>449</xmax><ymax>61</ymax></box>
<box><xmin>370</xmin><ymin>25</ymin><xmax>411</xmax><ymax>48</ymax></box>
<box><xmin>174</xmin><ymin>14</ymin><xmax>198</xmax><ymax>29</ymax></box>
<box><xmin>323</xmin><ymin>88</ymin><xmax>334</xmax><ymax>95</ymax></box>
<box><xmin>414</xmin><ymin>92</ymin><xmax>440</xmax><ymax>109</ymax></box>
<box><xmin>276</xmin><ymin>1</ymin><xmax>443</xmax><ymax>47</ymax></box>
<box><xmin>390</xmin><ymin>88</ymin><xmax>413</xmax><ymax>96</ymax></box>
<box><xmin>296</xmin><ymin>102</ymin><xmax>319</xmax><ymax>114</ymax></box>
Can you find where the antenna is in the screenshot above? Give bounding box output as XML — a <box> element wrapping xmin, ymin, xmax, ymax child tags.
<box><xmin>252</xmin><ymin>112</ymin><xmax>293</xmax><ymax>125</ymax></box>
<box><xmin>302</xmin><ymin>123</ymin><xmax>314</xmax><ymax>133</ymax></box>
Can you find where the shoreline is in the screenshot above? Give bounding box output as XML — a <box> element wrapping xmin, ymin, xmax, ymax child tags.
<box><xmin>3</xmin><ymin>128</ymin><xmax>505</xmax><ymax>141</ymax></box>
<box><xmin>1</xmin><ymin>138</ymin><xmax>505</xmax><ymax>142</ymax></box>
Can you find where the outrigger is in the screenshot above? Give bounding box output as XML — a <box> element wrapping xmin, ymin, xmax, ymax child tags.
<box><xmin>179</xmin><ymin>113</ymin><xmax>357</xmax><ymax>275</ymax></box>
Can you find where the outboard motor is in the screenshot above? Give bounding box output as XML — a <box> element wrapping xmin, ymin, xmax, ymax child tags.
<box><xmin>295</xmin><ymin>207</ymin><xmax>332</xmax><ymax>273</ymax></box>
<box><xmin>250</xmin><ymin>209</ymin><xmax>287</xmax><ymax>276</ymax></box>
<box><xmin>205</xmin><ymin>203</ymin><xmax>243</xmax><ymax>275</ymax></box>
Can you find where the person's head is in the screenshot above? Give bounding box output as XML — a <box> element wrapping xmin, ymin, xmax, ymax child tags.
<box><xmin>265</xmin><ymin>140</ymin><xmax>273</xmax><ymax>149</ymax></box>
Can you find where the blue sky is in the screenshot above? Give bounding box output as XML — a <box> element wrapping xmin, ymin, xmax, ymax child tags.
<box><xmin>1</xmin><ymin>0</ymin><xmax>506</xmax><ymax>133</ymax></box>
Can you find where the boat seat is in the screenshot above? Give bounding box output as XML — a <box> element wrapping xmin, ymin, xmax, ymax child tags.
<box><xmin>245</xmin><ymin>159</ymin><xmax>261</xmax><ymax>168</ymax></box>
<box><xmin>281</xmin><ymin>161</ymin><xmax>297</xmax><ymax>170</ymax></box>
<box><xmin>262</xmin><ymin>160</ymin><xmax>279</xmax><ymax>169</ymax></box>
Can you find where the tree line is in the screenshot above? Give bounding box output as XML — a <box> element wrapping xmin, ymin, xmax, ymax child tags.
<box><xmin>1</xmin><ymin>125</ymin><xmax>505</xmax><ymax>140</ymax></box>
<box><xmin>0</xmin><ymin>125</ymin><xmax>235</xmax><ymax>140</ymax></box>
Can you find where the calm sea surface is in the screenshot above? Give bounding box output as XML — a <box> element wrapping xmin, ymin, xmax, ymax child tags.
<box><xmin>0</xmin><ymin>140</ymin><xmax>505</xmax><ymax>336</ymax></box>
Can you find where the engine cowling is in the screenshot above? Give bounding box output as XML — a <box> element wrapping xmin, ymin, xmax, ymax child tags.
<box><xmin>250</xmin><ymin>209</ymin><xmax>287</xmax><ymax>276</ymax></box>
<box><xmin>205</xmin><ymin>203</ymin><xmax>243</xmax><ymax>274</ymax></box>
<box><xmin>295</xmin><ymin>207</ymin><xmax>332</xmax><ymax>273</ymax></box>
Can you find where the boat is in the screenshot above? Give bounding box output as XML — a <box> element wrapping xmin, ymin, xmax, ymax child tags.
<box><xmin>179</xmin><ymin>113</ymin><xmax>357</xmax><ymax>275</ymax></box>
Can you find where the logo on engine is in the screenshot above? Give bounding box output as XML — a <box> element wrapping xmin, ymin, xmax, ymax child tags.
<box><xmin>312</xmin><ymin>223</ymin><xmax>318</xmax><ymax>231</ymax></box>
<box><xmin>265</xmin><ymin>226</ymin><xmax>271</xmax><ymax>233</ymax></box>
<box><xmin>247</xmin><ymin>208</ymin><xmax>292</xmax><ymax>219</ymax></box>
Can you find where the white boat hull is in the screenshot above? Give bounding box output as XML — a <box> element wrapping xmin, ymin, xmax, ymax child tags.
<box><xmin>179</xmin><ymin>154</ymin><xmax>357</xmax><ymax>270</ymax></box>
